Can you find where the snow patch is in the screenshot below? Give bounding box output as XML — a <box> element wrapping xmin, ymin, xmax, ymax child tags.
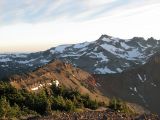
<box><xmin>52</xmin><ymin>80</ymin><xmax>59</xmax><ymax>87</ymax></box>
<box><xmin>88</xmin><ymin>52</ymin><xmax>109</xmax><ymax>62</ymax></box>
<box><xmin>1</xmin><ymin>65</ymin><xmax>8</xmax><ymax>67</ymax></box>
<box><xmin>101</xmin><ymin>37</ymin><xmax>112</xmax><ymax>42</ymax></box>
<box><xmin>31</xmin><ymin>81</ymin><xmax>59</xmax><ymax>91</ymax></box>
<box><xmin>120</xmin><ymin>42</ymin><xmax>130</xmax><ymax>49</ymax></box>
<box><xmin>95</xmin><ymin>67</ymin><xmax>116</xmax><ymax>74</ymax></box>
<box><xmin>110</xmin><ymin>37</ymin><xmax>120</xmax><ymax>42</ymax></box>
<box><xmin>96</xmin><ymin>83</ymin><xmax>101</xmax><ymax>87</ymax></box>
<box><xmin>144</xmin><ymin>74</ymin><xmax>147</xmax><ymax>81</ymax></box>
<box><xmin>31</xmin><ymin>87</ymin><xmax>39</xmax><ymax>91</ymax></box>
<box><xmin>0</xmin><ymin>58</ymin><xmax>12</xmax><ymax>62</ymax></box>
<box><xmin>94</xmin><ymin>63</ymin><xmax>98</xmax><ymax>67</ymax></box>
<box><xmin>137</xmin><ymin>74</ymin><xmax>143</xmax><ymax>81</ymax></box>
<box><xmin>14</xmin><ymin>54</ymin><xmax>27</xmax><ymax>58</ymax></box>
<box><xmin>79</xmin><ymin>47</ymin><xmax>88</xmax><ymax>52</ymax></box>
<box><xmin>17</xmin><ymin>59</ymin><xmax>36</xmax><ymax>64</ymax></box>
<box><xmin>134</xmin><ymin>87</ymin><xmax>137</xmax><ymax>92</ymax></box>
<box><xmin>147</xmin><ymin>44</ymin><xmax>152</xmax><ymax>47</ymax></box>
<box><xmin>28</xmin><ymin>64</ymin><xmax>33</xmax><ymax>67</ymax></box>
<box><xmin>0</xmin><ymin>55</ymin><xmax>7</xmax><ymax>57</ymax></box>
<box><xmin>50</xmin><ymin>50</ymin><xmax>55</xmax><ymax>54</ymax></box>
<box><xmin>93</xmin><ymin>47</ymin><xmax>98</xmax><ymax>51</ymax></box>
<box><xmin>129</xmin><ymin>87</ymin><xmax>133</xmax><ymax>90</ymax></box>
<box><xmin>151</xmin><ymin>82</ymin><xmax>157</xmax><ymax>87</ymax></box>
<box><xmin>73</xmin><ymin>42</ymin><xmax>89</xmax><ymax>49</ymax></box>
<box><xmin>129</xmin><ymin>87</ymin><xmax>138</xmax><ymax>93</ymax></box>
<box><xmin>55</xmin><ymin>45</ymin><xmax>71</xmax><ymax>53</ymax></box>
<box><xmin>126</xmin><ymin>48</ymin><xmax>142</xmax><ymax>60</ymax></box>
<box><xmin>101</xmin><ymin>44</ymin><xmax>124</xmax><ymax>53</ymax></box>
<box><xmin>40</xmin><ymin>59</ymin><xmax>50</xmax><ymax>63</ymax></box>
<box><xmin>61</xmin><ymin>52</ymin><xmax>86</xmax><ymax>57</ymax></box>
<box><xmin>137</xmin><ymin>42</ymin><xmax>147</xmax><ymax>48</ymax></box>
<box><xmin>116</xmin><ymin>68</ymin><xmax>122</xmax><ymax>72</ymax></box>
<box><xmin>100</xmin><ymin>43</ymin><xmax>125</xmax><ymax>58</ymax></box>
<box><xmin>137</xmin><ymin>74</ymin><xmax>147</xmax><ymax>82</ymax></box>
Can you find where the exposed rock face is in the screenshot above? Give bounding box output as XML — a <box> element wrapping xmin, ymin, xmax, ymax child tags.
<box><xmin>94</xmin><ymin>53</ymin><xmax>160</xmax><ymax>115</ymax></box>
<box><xmin>1</xmin><ymin>35</ymin><xmax>160</xmax><ymax>78</ymax></box>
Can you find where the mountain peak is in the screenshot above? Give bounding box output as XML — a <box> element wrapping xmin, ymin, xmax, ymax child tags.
<box><xmin>147</xmin><ymin>37</ymin><xmax>156</xmax><ymax>41</ymax></box>
<box><xmin>132</xmin><ymin>37</ymin><xmax>145</xmax><ymax>41</ymax></box>
<box><xmin>98</xmin><ymin>34</ymin><xmax>112</xmax><ymax>41</ymax></box>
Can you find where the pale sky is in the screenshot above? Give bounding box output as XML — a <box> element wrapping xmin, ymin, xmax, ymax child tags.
<box><xmin>0</xmin><ymin>0</ymin><xmax>160</xmax><ymax>53</ymax></box>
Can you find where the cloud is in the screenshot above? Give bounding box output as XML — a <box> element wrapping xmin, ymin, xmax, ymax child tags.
<box><xmin>0</xmin><ymin>0</ymin><xmax>132</xmax><ymax>24</ymax></box>
<box><xmin>0</xmin><ymin>0</ymin><xmax>160</xmax><ymax>52</ymax></box>
<box><xmin>82</xmin><ymin>0</ymin><xmax>117</xmax><ymax>8</ymax></box>
<box><xmin>0</xmin><ymin>0</ymin><xmax>159</xmax><ymax>24</ymax></box>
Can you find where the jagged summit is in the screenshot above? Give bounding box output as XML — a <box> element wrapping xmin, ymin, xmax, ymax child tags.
<box><xmin>97</xmin><ymin>34</ymin><xmax>121</xmax><ymax>43</ymax></box>
<box><xmin>98</xmin><ymin>34</ymin><xmax>112</xmax><ymax>40</ymax></box>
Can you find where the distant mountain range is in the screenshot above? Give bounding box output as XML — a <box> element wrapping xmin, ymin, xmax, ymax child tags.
<box><xmin>1</xmin><ymin>34</ymin><xmax>160</xmax><ymax>115</ymax></box>
<box><xmin>0</xmin><ymin>35</ymin><xmax>160</xmax><ymax>78</ymax></box>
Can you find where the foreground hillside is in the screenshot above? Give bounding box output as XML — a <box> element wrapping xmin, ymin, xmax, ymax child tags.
<box><xmin>0</xmin><ymin>81</ymin><xmax>105</xmax><ymax>119</ymax></box>
<box><xmin>0</xmin><ymin>60</ymin><xmax>159</xmax><ymax>119</ymax></box>
<box><xmin>1</xmin><ymin>81</ymin><xmax>159</xmax><ymax>120</ymax></box>
<box><xmin>1</xmin><ymin>35</ymin><xmax>160</xmax><ymax>78</ymax></box>
<box><xmin>94</xmin><ymin>53</ymin><xmax>160</xmax><ymax>115</ymax></box>
<box><xmin>0</xmin><ymin>82</ymin><xmax>159</xmax><ymax>120</ymax></box>
<box><xmin>10</xmin><ymin>60</ymin><xmax>108</xmax><ymax>102</ymax></box>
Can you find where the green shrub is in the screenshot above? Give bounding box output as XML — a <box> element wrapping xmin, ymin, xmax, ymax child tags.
<box><xmin>0</xmin><ymin>81</ymin><xmax>102</xmax><ymax>117</ymax></box>
<box><xmin>109</xmin><ymin>97</ymin><xmax>122</xmax><ymax>111</ymax></box>
<box><xmin>0</xmin><ymin>97</ymin><xmax>21</xmax><ymax>119</ymax></box>
<box><xmin>51</xmin><ymin>96</ymin><xmax>66</xmax><ymax>111</ymax></box>
<box><xmin>8</xmin><ymin>103</ymin><xmax>21</xmax><ymax>118</ymax></box>
<box><xmin>65</xmin><ymin>99</ymin><xmax>76</xmax><ymax>111</ymax></box>
<box><xmin>109</xmin><ymin>97</ymin><xmax>133</xmax><ymax>114</ymax></box>
<box><xmin>0</xmin><ymin>97</ymin><xmax>11</xmax><ymax>119</ymax></box>
<box><xmin>83</xmin><ymin>98</ymin><xmax>98</xmax><ymax>110</ymax></box>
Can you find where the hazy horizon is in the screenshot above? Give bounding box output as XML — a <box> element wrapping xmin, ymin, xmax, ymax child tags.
<box><xmin>0</xmin><ymin>0</ymin><xmax>160</xmax><ymax>53</ymax></box>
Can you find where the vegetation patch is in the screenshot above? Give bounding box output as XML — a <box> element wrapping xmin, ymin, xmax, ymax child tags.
<box><xmin>0</xmin><ymin>82</ymin><xmax>100</xmax><ymax>119</ymax></box>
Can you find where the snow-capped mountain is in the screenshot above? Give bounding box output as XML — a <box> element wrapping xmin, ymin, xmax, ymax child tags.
<box><xmin>0</xmin><ymin>35</ymin><xmax>160</xmax><ymax>78</ymax></box>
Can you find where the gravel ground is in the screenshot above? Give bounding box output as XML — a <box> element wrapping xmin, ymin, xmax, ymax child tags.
<box><xmin>26</xmin><ymin>109</ymin><xmax>159</xmax><ymax>120</ymax></box>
